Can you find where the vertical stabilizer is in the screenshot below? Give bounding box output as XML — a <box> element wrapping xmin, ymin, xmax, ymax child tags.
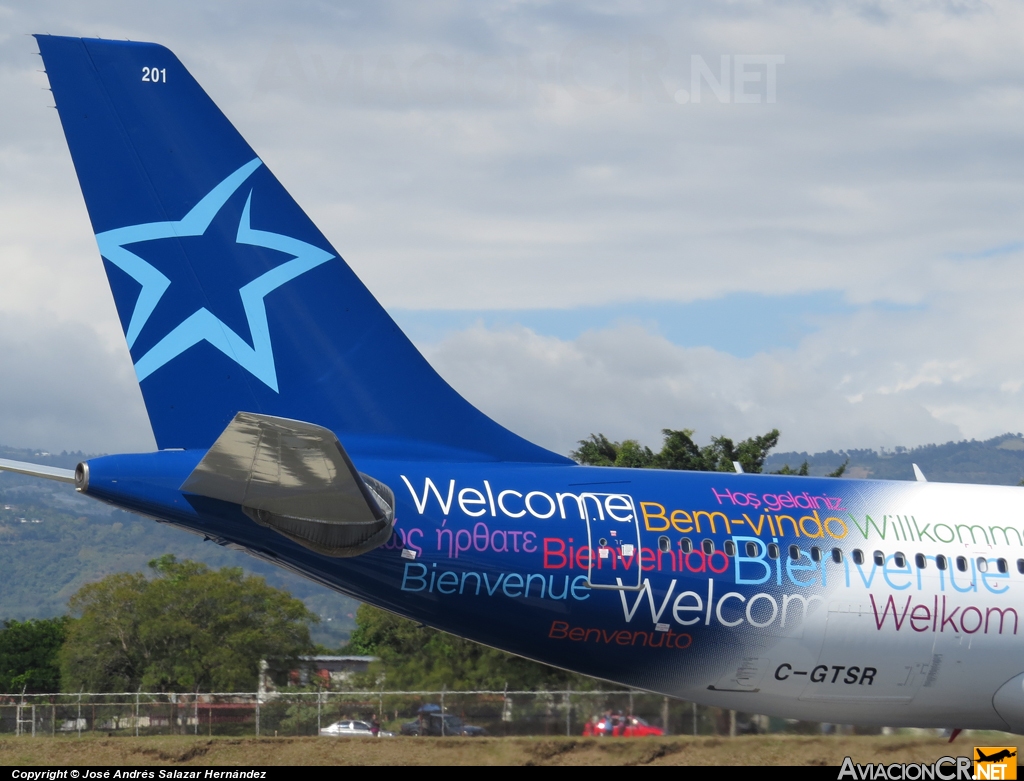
<box><xmin>36</xmin><ymin>35</ymin><xmax>567</xmax><ymax>464</ymax></box>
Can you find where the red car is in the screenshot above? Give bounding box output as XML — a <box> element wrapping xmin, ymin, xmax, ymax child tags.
<box><xmin>584</xmin><ymin>715</ymin><xmax>664</xmax><ymax>737</ymax></box>
<box><xmin>622</xmin><ymin>716</ymin><xmax>664</xmax><ymax>737</ymax></box>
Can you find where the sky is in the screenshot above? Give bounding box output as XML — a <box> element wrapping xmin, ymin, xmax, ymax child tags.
<box><xmin>1</xmin><ymin>1</ymin><xmax>1023</xmax><ymax>458</ymax></box>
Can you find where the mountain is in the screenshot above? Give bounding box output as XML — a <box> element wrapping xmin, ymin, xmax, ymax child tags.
<box><xmin>765</xmin><ymin>432</ymin><xmax>1024</xmax><ymax>485</ymax></box>
<box><xmin>0</xmin><ymin>446</ymin><xmax>357</xmax><ymax>648</ymax></box>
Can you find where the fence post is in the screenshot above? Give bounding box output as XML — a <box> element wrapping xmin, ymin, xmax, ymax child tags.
<box><xmin>77</xmin><ymin>691</ymin><xmax>82</xmax><ymax>738</ymax></box>
<box><xmin>440</xmin><ymin>685</ymin><xmax>446</xmax><ymax>737</ymax></box>
<box><xmin>31</xmin><ymin>705</ymin><xmax>36</xmax><ymax>737</ymax></box>
<box><xmin>255</xmin><ymin>694</ymin><xmax>260</xmax><ymax>737</ymax></box>
<box><xmin>692</xmin><ymin>702</ymin><xmax>697</xmax><ymax>736</ymax></box>
<box><xmin>565</xmin><ymin>688</ymin><xmax>571</xmax><ymax>736</ymax></box>
<box><xmin>194</xmin><ymin>692</ymin><xmax>199</xmax><ymax>735</ymax></box>
<box><xmin>317</xmin><ymin>686</ymin><xmax>321</xmax><ymax>735</ymax></box>
<box><xmin>135</xmin><ymin>688</ymin><xmax>140</xmax><ymax>737</ymax></box>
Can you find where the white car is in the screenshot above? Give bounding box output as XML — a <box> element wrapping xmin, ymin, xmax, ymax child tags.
<box><xmin>319</xmin><ymin>720</ymin><xmax>376</xmax><ymax>737</ymax></box>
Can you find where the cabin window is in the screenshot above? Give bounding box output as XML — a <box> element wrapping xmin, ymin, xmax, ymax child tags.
<box><xmin>658</xmin><ymin>536</ymin><xmax>670</xmax><ymax>553</ymax></box>
<box><xmin>1017</xmin><ymin>558</ymin><xmax>1024</xmax><ymax>575</ymax></box>
<box><xmin>956</xmin><ymin>556</ymin><xmax>968</xmax><ymax>573</ymax></box>
<box><xmin>680</xmin><ymin>538</ymin><xmax>693</xmax><ymax>554</ymax></box>
<box><xmin>788</xmin><ymin>544</ymin><xmax>799</xmax><ymax>561</ymax></box>
<box><xmin>998</xmin><ymin>558</ymin><xmax>1008</xmax><ymax>574</ymax></box>
<box><xmin>893</xmin><ymin>552</ymin><xmax>906</xmax><ymax>568</ymax></box>
<box><xmin>767</xmin><ymin>543</ymin><xmax>780</xmax><ymax>560</ymax></box>
<box><xmin>831</xmin><ymin>548</ymin><xmax>843</xmax><ymax>563</ymax></box>
<box><xmin>852</xmin><ymin>549</ymin><xmax>864</xmax><ymax>565</ymax></box>
<box><xmin>702</xmin><ymin>539</ymin><xmax>714</xmax><ymax>555</ymax></box>
<box><xmin>810</xmin><ymin>546</ymin><xmax>822</xmax><ymax>563</ymax></box>
<box><xmin>936</xmin><ymin>554</ymin><xmax>948</xmax><ymax>571</ymax></box>
<box><xmin>745</xmin><ymin>541</ymin><xmax>759</xmax><ymax>557</ymax></box>
<box><xmin>724</xmin><ymin>540</ymin><xmax>736</xmax><ymax>557</ymax></box>
<box><xmin>915</xmin><ymin>553</ymin><xmax>927</xmax><ymax>569</ymax></box>
<box><xmin>873</xmin><ymin>550</ymin><xmax>884</xmax><ymax>567</ymax></box>
<box><xmin>977</xmin><ymin>557</ymin><xmax>989</xmax><ymax>573</ymax></box>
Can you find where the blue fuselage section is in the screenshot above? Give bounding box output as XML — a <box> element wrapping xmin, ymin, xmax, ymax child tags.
<box><xmin>72</xmin><ymin>448</ymin><xmax>1024</xmax><ymax>731</ymax></box>
<box><xmin>81</xmin><ymin>452</ymin><xmax>784</xmax><ymax>680</ymax></box>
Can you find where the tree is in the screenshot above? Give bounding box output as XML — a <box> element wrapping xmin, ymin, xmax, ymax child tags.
<box><xmin>570</xmin><ymin>434</ymin><xmax>619</xmax><ymax>466</ymax></box>
<box><xmin>827</xmin><ymin>459</ymin><xmax>849</xmax><ymax>478</ymax></box>
<box><xmin>650</xmin><ymin>428</ymin><xmax>706</xmax><ymax>471</ymax></box>
<box><xmin>60</xmin><ymin>555</ymin><xmax>316</xmax><ymax>692</ymax></box>
<box><xmin>345</xmin><ymin>604</ymin><xmax>593</xmax><ymax>691</ymax></box>
<box><xmin>0</xmin><ymin>617</ymin><xmax>69</xmax><ymax>693</ymax></box>
<box><xmin>573</xmin><ymin>428</ymin><xmax>781</xmax><ymax>473</ymax></box>
<box><xmin>573</xmin><ymin>428</ymin><xmax>850</xmax><ymax>478</ymax></box>
<box><xmin>614</xmin><ymin>439</ymin><xmax>656</xmax><ymax>468</ymax></box>
<box><xmin>773</xmin><ymin>458</ymin><xmax>848</xmax><ymax>477</ymax></box>
<box><xmin>774</xmin><ymin>461</ymin><xmax>809</xmax><ymax>476</ymax></box>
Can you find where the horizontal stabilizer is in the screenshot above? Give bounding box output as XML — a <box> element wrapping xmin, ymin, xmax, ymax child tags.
<box><xmin>0</xmin><ymin>458</ymin><xmax>75</xmax><ymax>484</ymax></box>
<box><xmin>181</xmin><ymin>412</ymin><xmax>394</xmax><ymax>557</ymax></box>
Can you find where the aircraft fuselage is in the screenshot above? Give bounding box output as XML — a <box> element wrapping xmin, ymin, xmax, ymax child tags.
<box><xmin>81</xmin><ymin>450</ymin><xmax>1024</xmax><ymax>731</ymax></box>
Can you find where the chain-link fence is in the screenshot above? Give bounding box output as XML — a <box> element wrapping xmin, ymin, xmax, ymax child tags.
<box><xmin>0</xmin><ymin>691</ymin><xmax>735</xmax><ymax>738</ymax></box>
<box><xmin>0</xmin><ymin>691</ymin><xmax>870</xmax><ymax>738</ymax></box>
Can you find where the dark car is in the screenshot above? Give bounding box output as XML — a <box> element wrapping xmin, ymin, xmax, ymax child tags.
<box><xmin>401</xmin><ymin>711</ymin><xmax>487</xmax><ymax>737</ymax></box>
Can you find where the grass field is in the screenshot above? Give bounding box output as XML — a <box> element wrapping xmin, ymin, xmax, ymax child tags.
<box><xmin>0</xmin><ymin>734</ymin><xmax>1013</xmax><ymax>766</ymax></box>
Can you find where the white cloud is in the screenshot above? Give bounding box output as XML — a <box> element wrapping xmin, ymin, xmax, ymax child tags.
<box><xmin>422</xmin><ymin>278</ymin><xmax>1024</xmax><ymax>456</ymax></box>
<box><xmin>0</xmin><ymin>313</ymin><xmax>153</xmax><ymax>453</ymax></box>
<box><xmin>0</xmin><ymin>2</ymin><xmax>1021</xmax><ymax>453</ymax></box>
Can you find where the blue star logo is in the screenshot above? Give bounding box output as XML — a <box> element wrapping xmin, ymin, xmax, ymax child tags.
<box><xmin>94</xmin><ymin>158</ymin><xmax>334</xmax><ymax>392</ymax></box>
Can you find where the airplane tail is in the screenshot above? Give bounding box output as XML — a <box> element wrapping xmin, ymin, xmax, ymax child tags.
<box><xmin>36</xmin><ymin>35</ymin><xmax>567</xmax><ymax>464</ymax></box>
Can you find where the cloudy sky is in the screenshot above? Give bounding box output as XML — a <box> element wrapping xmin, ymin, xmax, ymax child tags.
<box><xmin>1</xmin><ymin>1</ymin><xmax>1022</xmax><ymax>457</ymax></box>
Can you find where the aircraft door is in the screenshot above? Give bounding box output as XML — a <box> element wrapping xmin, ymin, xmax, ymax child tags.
<box><xmin>583</xmin><ymin>491</ymin><xmax>643</xmax><ymax>590</ymax></box>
